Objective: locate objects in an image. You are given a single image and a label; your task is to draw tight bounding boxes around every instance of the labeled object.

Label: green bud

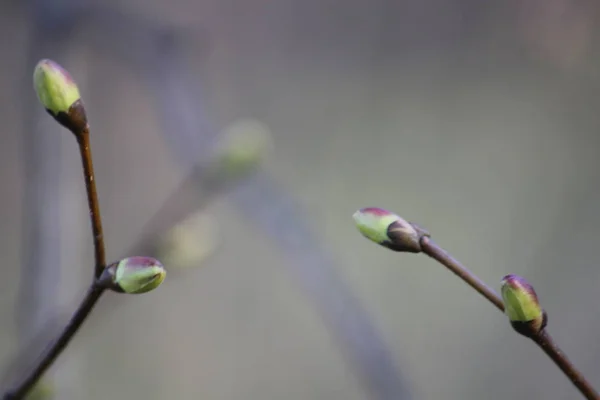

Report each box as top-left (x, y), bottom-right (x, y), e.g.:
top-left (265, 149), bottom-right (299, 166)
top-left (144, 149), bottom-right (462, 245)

top-left (33, 59), bottom-right (80, 115)
top-left (97, 256), bottom-right (166, 294)
top-left (352, 207), bottom-right (426, 253)
top-left (213, 119), bottom-right (272, 176)
top-left (33, 59), bottom-right (87, 133)
top-left (501, 274), bottom-right (547, 337)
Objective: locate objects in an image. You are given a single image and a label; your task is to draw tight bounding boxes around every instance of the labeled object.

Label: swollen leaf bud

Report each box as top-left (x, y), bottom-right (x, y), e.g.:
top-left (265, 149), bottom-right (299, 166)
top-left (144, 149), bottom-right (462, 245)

top-left (352, 207), bottom-right (426, 253)
top-left (97, 256), bottom-right (166, 294)
top-left (501, 274), bottom-right (547, 337)
top-left (33, 59), bottom-right (87, 133)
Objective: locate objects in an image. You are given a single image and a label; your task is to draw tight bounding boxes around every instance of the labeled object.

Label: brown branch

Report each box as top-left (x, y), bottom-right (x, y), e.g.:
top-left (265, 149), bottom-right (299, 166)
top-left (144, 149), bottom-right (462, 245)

top-left (534, 331), bottom-right (600, 400)
top-left (420, 236), bottom-right (505, 311)
top-left (76, 128), bottom-right (107, 278)
top-left (416, 233), bottom-right (599, 400)
top-left (2, 286), bottom-right (104, 400)
top-left (1, 131), bottom-right (257, 397)
top-left (3, 119), bottom-right (109, 399)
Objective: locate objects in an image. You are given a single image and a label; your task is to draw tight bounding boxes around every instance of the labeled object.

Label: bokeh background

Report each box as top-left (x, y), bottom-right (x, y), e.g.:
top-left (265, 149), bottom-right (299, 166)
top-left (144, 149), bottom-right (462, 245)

top-left (1, 0), bottom-right (600, 399)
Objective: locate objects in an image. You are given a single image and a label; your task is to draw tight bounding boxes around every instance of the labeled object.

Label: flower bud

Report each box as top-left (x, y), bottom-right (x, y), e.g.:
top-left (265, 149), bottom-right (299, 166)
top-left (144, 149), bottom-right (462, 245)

top-left (97, 256), bottom-right (166, 294)
top-left (352, 207), bottom-right (426, 252)
top-left (500, 274), bottom-right (547, 337)
top-left (33, 59), bottom-right (87, 133)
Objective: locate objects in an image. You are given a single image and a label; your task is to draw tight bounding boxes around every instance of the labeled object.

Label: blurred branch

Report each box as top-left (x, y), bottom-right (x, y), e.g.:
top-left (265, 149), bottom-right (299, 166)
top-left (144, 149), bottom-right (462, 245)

top-left (0, 127), bottom-right (259, 391)
top-left (146, 35), bottom-right (413, 400)
top-left (7, 48), bottom-right (111, 399)
top-left (4, 2), bottom-right (412, 399)
top-left (235, 174), bottom-right (413, 399)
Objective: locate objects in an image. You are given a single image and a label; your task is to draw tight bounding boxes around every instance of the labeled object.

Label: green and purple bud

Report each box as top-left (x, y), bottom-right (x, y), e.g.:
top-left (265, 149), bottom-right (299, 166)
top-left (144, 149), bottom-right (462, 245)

top-left (33, 59), bottom-right (88, 133)
top-left (352, 207), bottom-right (425, 253)
top-left (501, 274), bottom-right (547, 337)
top-left (97, 256), bottom-right (166, 294)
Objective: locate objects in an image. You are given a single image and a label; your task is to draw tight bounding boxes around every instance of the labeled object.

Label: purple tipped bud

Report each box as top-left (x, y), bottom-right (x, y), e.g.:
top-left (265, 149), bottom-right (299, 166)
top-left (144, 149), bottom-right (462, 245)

top-left (352, 207), bottom-right (427, 253)
top-left (97, 256), bottom-right (166, 294)
top-left (33, 59), bottom-right (87, 133)
top-left (501, 274), bottom-right (547, 337)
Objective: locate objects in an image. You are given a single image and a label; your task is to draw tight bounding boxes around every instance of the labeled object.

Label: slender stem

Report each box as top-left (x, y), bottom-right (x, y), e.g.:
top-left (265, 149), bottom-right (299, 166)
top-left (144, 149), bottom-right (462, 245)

top-left (533, 331), bottom-right (599, 400)
top-left (417, 235), bottom-right (599, 399)
top-left (76, 128), bottom-right (107, 278)
top-left (1, 143), bottom-right (252, 390)
top-left (2, 124), bottom-right (110, 399)
top-left (419, 236), bottom-right (505, 311)
top-left (2, 286), bottom-right (105, 400)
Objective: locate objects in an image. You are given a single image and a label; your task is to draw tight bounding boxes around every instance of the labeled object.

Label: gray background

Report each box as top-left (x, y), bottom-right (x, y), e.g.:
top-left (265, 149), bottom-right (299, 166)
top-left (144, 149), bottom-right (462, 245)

top-left (1, 0), bottom-right (600, 399)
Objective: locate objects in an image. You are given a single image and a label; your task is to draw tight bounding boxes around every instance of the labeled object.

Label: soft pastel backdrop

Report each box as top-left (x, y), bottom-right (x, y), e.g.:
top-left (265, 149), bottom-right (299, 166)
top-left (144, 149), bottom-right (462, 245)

top-left (1, 1), bottom-right (599, 399)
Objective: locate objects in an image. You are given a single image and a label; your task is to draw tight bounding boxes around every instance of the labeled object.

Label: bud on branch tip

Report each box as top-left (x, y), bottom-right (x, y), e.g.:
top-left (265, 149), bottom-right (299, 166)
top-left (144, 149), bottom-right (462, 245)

top-left (97, 256), bottom-right (166, 294)
top-left (352, 207), bottom-right (425, 253)
top-left (33, 59), bottom-right (87, 133)
top-left (501, 274), bottom-right (546, 337)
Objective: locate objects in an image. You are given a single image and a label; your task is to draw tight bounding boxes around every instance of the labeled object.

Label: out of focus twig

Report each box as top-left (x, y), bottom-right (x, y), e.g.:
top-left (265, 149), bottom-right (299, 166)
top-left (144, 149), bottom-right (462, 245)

top-left (1, 124), bottom-right (262, 391)
top-left (5, 2), bottom-right (413, 399)
top-left (147, 37), bottom-right (413, 400)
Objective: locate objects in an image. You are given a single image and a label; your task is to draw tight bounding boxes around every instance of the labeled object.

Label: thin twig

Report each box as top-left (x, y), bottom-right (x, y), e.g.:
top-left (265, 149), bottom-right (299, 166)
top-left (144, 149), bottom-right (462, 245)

top-left (0, 133), bottom-right (253, 392)
top-left (417, 234), bottom-right (599, 400)
top-left (4, 5), bottom-right (413, 398)
top-left (420, 236), bottom-right (504, 311)
top-left (3, 120), bottom-right (109, 399)
top-left (2, 287), bottom-right (104, 400)
top-left (148, 42), bottom-right (413, 399)
top-left (76, 128), bottom-right (107, 278)
top-left (534, 331), bottom-right (600, 400)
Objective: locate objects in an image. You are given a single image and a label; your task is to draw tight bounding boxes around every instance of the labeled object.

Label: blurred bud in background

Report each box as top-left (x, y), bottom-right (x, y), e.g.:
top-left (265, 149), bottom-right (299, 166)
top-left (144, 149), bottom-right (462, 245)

top-left (211, 118), bottom-right (273, 178)
top-left (156, 211), bottom-right (219, 271)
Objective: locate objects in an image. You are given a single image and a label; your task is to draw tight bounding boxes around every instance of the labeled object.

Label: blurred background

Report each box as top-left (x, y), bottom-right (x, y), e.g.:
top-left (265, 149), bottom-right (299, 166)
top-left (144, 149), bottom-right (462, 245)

top-left (1, 0), bottom-right (600, 399)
